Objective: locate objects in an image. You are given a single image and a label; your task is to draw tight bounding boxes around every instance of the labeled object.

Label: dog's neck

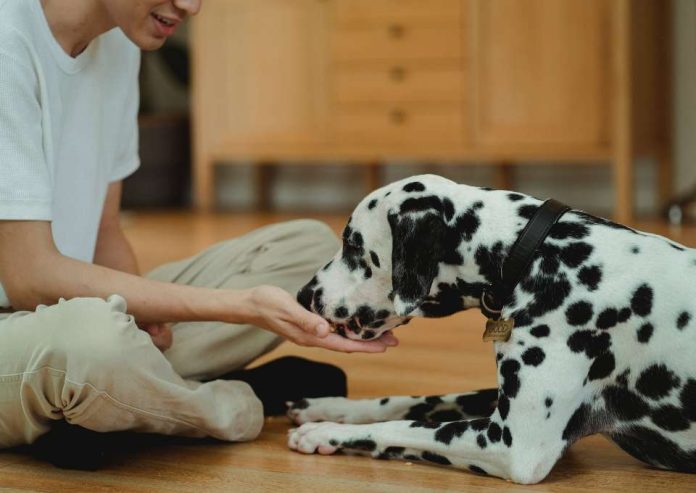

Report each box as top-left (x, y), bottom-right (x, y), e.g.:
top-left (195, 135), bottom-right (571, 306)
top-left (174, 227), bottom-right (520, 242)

top-left (418, 187), bottom-right (544, 317)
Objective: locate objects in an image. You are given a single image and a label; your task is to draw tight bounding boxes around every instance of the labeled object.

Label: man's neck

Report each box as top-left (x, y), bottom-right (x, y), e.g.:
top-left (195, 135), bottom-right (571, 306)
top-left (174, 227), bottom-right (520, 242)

top-left (41, 0), bottom-right (114, 57)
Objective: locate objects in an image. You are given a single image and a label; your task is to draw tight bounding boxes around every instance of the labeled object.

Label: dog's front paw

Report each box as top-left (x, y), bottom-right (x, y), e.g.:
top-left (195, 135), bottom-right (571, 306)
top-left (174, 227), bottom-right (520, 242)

top-left (287, 422), bottom-right (354, 455)
top-left (286, 397), bottom-right (349, 425)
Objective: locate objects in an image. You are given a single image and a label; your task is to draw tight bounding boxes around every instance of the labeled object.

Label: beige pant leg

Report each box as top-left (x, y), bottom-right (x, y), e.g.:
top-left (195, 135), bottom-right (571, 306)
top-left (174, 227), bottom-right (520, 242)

top-left (147, 219), bottom-right (340, 381)
top-left (0, 296), bottom-right (262, 449)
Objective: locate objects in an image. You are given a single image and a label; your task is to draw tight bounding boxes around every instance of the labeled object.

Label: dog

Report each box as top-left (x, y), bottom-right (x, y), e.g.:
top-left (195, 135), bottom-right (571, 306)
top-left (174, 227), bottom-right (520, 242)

top-left (288, 174), bottom-right (696, 484)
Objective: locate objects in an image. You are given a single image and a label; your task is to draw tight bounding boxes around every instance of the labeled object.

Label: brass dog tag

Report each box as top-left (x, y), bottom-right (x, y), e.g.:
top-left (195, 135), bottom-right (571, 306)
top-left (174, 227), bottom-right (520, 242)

top-left (483, 318), bottom-right (514, 342)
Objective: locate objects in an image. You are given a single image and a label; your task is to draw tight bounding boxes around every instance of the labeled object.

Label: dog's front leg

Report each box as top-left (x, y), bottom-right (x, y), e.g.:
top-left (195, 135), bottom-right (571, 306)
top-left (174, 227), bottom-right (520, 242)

top-left (287, 414), bottom-right (529, 482)
top-left (288, 389), bottom-right (498, 425)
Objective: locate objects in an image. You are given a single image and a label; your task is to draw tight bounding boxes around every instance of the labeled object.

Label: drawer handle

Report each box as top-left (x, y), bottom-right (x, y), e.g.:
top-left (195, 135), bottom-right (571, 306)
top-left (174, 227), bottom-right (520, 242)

top-left (388, 24), bottom-right (405, 39)
top-left (389, 66), bottom-right (407, 82)
top-left (389, 109), bottom-right (407, 125)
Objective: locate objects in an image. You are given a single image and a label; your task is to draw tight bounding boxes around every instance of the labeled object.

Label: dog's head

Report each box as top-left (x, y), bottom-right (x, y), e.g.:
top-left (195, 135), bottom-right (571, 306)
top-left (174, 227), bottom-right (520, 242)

top-left (298, 174), bottom-right (484, 341)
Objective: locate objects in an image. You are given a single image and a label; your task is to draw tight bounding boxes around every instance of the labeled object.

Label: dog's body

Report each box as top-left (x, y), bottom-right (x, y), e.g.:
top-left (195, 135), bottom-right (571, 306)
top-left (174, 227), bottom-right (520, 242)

top-left (289, 174), bottom-right (696, 484)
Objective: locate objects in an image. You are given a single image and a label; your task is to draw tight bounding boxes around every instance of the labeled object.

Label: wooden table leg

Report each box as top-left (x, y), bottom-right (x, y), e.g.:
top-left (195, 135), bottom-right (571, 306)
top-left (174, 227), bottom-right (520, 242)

top-left (494, 162), bottom-right (514, 191)
top-left (255, 162), bottom-right (276, 211)
top-left (365, 162), bottom-right (381, 193)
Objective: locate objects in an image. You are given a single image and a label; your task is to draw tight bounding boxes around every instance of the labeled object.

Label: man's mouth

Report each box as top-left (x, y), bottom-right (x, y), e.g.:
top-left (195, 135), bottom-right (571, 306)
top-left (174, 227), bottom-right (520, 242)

top-left (152, 13), bottom-right (177, 26)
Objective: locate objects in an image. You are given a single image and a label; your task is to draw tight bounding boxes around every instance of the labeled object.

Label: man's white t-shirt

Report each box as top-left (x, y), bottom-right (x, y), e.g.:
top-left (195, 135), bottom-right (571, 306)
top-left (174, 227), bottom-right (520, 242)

top-left (0, 0), bottom-right (141, 307)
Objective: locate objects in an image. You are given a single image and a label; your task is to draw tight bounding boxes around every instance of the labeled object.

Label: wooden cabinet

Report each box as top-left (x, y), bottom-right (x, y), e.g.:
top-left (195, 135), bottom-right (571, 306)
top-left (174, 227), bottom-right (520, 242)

top-left (191, 0), bottom-right (672, 222)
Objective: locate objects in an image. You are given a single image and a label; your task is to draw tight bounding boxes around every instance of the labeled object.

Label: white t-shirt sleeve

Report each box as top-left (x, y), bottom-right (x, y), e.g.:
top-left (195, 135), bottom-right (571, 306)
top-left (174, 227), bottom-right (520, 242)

top-left (109, 49), bottom-right (141, 182)
top-left (0, 43), bottom-right (52, 220)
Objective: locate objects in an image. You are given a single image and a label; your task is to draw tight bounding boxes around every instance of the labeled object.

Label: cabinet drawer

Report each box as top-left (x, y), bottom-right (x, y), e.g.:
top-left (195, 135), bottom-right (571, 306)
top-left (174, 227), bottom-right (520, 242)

top-left (332, 25), bottom-right (461, 62)
top-left (334, 65), bottom-right (463, 104)
top-left (334, 0), bottom-right (461, 26)
top-left (335, 105), bottom-right (463, 144)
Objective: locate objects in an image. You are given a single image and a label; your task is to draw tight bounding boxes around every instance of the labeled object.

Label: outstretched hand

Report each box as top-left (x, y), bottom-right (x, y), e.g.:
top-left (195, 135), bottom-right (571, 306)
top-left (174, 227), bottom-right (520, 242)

top-left (246, 285), bottom-right (399, 353)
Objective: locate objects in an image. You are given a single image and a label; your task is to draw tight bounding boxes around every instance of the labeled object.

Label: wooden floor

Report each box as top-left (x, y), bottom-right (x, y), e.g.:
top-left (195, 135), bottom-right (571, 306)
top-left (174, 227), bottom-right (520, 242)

top-left (1, 211), bottom-right (695, 492)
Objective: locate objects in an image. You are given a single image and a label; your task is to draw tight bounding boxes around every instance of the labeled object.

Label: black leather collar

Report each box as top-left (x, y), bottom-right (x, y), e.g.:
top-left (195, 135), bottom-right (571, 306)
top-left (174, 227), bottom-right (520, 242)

top-left (480, 199), bottom-right (571, 321)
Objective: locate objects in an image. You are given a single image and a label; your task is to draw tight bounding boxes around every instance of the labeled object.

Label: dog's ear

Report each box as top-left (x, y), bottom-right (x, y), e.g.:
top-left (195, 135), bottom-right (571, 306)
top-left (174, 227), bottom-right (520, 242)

top-left (389, 212), bottom-right (449, 316)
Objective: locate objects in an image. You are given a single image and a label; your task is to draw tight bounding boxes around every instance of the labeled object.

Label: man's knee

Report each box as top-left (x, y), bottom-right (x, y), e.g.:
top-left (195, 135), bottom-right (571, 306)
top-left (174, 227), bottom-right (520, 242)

top-left (285, 219), bottom-right (340, 264)
top-left (35, 296), bottom-right (144, 371)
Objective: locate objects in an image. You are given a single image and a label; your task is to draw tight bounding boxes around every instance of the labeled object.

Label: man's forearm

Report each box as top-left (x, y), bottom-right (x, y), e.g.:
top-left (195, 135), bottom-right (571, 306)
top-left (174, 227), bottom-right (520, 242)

top-left (18, 250), bottom-right (256, 325)
top-left (93, 223), bottom-right (140, 275)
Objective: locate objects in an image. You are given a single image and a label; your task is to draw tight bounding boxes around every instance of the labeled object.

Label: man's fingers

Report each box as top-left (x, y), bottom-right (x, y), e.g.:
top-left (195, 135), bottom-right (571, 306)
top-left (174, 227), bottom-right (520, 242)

top-left (290, 302), bottom-right (330, 338)
top-left (316, 333), bottom-right (388, 353)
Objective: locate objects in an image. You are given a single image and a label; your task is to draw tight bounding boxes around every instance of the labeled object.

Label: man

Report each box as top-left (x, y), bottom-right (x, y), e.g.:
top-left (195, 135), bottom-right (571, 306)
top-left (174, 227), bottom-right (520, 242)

top-left (0, 0), bottom-right (398, 459)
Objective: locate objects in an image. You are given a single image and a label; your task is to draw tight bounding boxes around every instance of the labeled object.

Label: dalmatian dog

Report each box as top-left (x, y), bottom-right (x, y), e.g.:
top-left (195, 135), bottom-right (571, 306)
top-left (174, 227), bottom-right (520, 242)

top-left (288, 174), bottom-right (696, 484)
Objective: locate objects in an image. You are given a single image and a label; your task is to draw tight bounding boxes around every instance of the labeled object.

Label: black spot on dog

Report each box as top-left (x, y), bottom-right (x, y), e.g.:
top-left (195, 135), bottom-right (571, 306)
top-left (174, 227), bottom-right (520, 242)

top-left (455, 208), bottom-right (481, 241)
top-left (562, 403), bottom-right (590, 441)
top-left (566, 301), bottom-right (594, 326)
top-left (617, 308), bottom-right (632, 323)
top-left (399, 196), bottom-right (445, 216)
top-left (334, 306), bottom-right (348, 318)
top-left (472, 201), bottom-right (484, 210)
top-left (677, 311), bottom-right (691, 330)
top-left (545, 398), bottom-right (553, 408)
top-left (596, 308), bottom-right (619, 330)
top-left (524, 276), bottom-right (572, 318)
top-left (522, 347), bottom-right (546, 367)
top-left (502, 427), bottom-right (513, 447)
top-left (651, 406), bottom-right (691, 431)
top-left (669, 243), bottom-right (686, 252)
top-left (469, 465), bottom-right (488, 475)
top-left (487, 422), bottom-right (502, 443)
top-left (560, 242), bottom-right (593, 268)
top-left (476, 434), bottom-right (487, 449)
top-left (292, 399), bottom-right (310, 410)
top-left (630, 284), bottom-right (654, 317)
top-left (361, 330), bottom-right (376, 339)
top-left (519, 205), bottom-right (539, 220)
top-left (455, 389), bottom-right (498, 417)
top-left (470, 418), bottom-right (490, 432)
top-left (549, 222), bottom-right (590, 240)
top-left (369, 250), bottom-right (381, 268)
top-left (442, 198), bottom-right (455, 222)
top-left (434, 421), bottom-right (469, 445)
top-left (500, 360), bottom-right (522, 398)
top-left (631, 246), bottom-right (640, 254)
top-left (405, 404), bottom-right (435, 421)
top-left (403, 181), bottom-right (426, 193)
top-left (368, 199), bottom-right (378, 210)
top-left (530, 324), bottom-right (550, 338)
top-left (475, 242), bottom-right (506, 286)
top-left (380, 398), bottom-right (389, 405)
top-left (588, 352), bottom-right (615, 381)
top-left (419, 279), bottom-right (487, 318)
top-left (377, 446), bottom-right (405, 460)
top-left (578, 265), bottom-right (602, 291)
top-left (430, 410), bottom-right (465, 422)
top-left (422, 451), bottom-right (452, 465)
top-left (567, 330), bottom-right (611, 359)
top-left (610, 426), bottom-right (696, 472)
top-left (343, 439), bottom-right (377, 452)
top-left (681, 380), bottom-right (696, 421)
top-left (497, 394), bottom-right (510, 420)
top-left (507, 193), bottom-right (525, 202)
top-left (637, 323), bottom-right (654, 343)
top-left (603, 386), bottom-right (650, 421)
top-left (636, 364), bottom-right (681, 400)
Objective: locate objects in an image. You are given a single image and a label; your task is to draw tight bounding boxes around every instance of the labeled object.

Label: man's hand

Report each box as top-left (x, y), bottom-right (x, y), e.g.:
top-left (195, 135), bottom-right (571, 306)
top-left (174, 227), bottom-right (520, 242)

top-left (245, 285), bottom-right (399, 353)
top-left (139, 322), bottom-right (173, 352)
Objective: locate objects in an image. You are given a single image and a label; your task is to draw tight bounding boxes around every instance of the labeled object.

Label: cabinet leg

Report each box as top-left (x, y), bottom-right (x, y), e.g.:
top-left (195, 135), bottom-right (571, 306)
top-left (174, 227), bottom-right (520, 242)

top-left (657, 149), bottom-right (674, 211)
top-left (365, 162), bottom-right (381, 193)
top-left (494, 162), bottom-right (514, 191)
top-left (194, 155), bottom-right (214, 212)
top-left (255, 162), bottom-right (275, 211)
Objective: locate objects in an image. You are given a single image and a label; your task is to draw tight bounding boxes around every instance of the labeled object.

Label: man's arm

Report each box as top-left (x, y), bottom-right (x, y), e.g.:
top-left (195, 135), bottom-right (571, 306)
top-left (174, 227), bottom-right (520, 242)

top-left (94, 181), bottom-right (140, 275)
top-left (0, 219), bottom-right (397, 353)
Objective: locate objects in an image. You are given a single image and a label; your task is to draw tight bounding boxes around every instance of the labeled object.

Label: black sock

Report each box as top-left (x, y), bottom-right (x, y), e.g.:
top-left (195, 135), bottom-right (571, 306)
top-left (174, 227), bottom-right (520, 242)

top-left (217, 356), bottom-right (348, 416)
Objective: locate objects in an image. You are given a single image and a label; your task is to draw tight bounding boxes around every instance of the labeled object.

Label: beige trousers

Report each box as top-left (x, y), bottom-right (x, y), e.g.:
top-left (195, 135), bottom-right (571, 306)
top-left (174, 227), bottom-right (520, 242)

top-left (0, 220), bottom-right (339, 449)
